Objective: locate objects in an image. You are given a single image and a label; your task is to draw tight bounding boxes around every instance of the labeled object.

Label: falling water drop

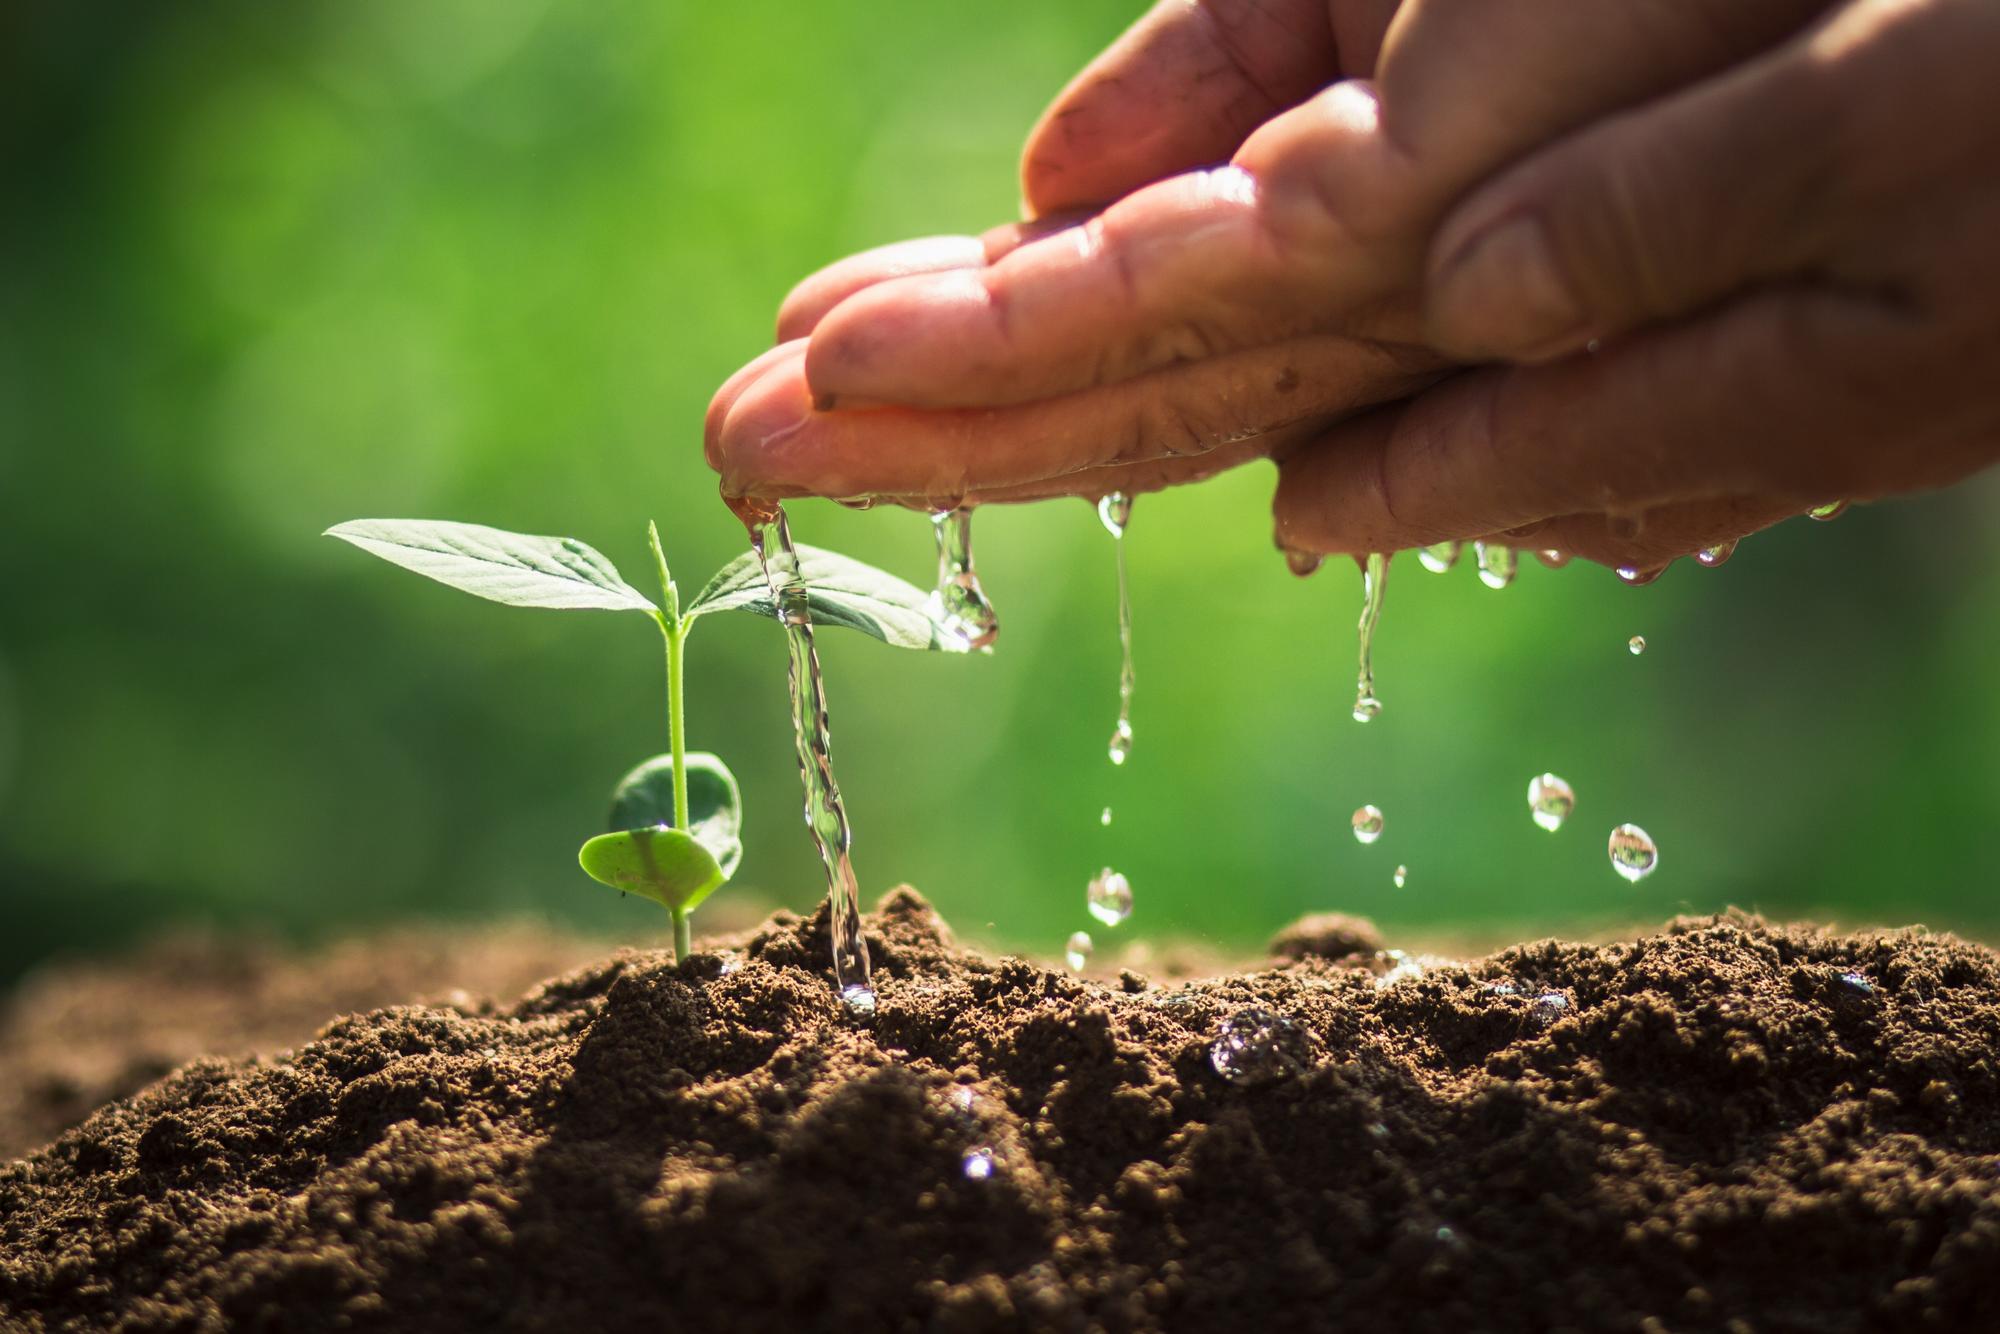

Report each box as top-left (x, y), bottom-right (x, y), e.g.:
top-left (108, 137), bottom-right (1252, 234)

top-left (1474, 542), bottom-right (1517, 589)
top-left (1695, 539), bottom-right (1737, 568)
top-left (1352, 804), bottom-right (1385, 845)
top-left (1608, 823), bottom-right (1659, 883)
top-left (1209, 1008), bottom-right (1308, 1085)
top-left (1527, 773), bottom-right (1575, 832)
top-left (1087, 868), bottom-right (1134, 927)
top-left (1065, 930), bottom-right (1094, 972)
top-left (928, 508), bottom-right (1000, 650)
top-left (1628, 635), bottom-right (1647, 655)
top-left (1809, 501), bottom-right (1849, 521)
top-left (1099, 806), bottom-right (1113, 827)
top-left (1393, 865), bottom-right (1408, 889)
top-left (1417, 541), bottom-right (1462, 574)
top-left (730, 496), bottom-right (872, 997)
top-left (1353, 552), bottom-right (1388, 722)
top-left (1100, 493), bottom-right (1136, 768)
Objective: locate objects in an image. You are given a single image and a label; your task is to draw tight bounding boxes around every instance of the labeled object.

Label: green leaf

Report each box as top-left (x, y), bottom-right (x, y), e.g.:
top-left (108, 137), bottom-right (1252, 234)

top-left (687, 544), bottom-right (966, 651)
top-left (608, 751), bottom-right (743, 878)
top-left (578, 827), bottom-right (726, 913)
top-left (327, 519), bottom-right (656, 614)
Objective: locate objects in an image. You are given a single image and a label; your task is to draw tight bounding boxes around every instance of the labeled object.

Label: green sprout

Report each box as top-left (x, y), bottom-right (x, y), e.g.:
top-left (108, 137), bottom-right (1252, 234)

top-left (327, 517), bottom-right (962, 960)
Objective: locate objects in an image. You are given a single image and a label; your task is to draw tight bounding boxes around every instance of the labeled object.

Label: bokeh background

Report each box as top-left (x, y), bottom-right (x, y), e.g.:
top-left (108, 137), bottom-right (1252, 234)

top-left (4, 0), bottom-right (1997, 986)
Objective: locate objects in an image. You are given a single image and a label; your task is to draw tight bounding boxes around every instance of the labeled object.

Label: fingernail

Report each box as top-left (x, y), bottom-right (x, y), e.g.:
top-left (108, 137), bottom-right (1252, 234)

top-left (1431, 213), bottom-right (1587, 360)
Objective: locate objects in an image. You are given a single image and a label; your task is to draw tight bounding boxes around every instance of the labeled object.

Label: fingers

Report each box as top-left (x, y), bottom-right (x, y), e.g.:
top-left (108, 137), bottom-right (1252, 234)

top-left (712, 334), bottom-right (1441, 502)
top-left (808, 84), bottom-right (1415, 410)
top-left (1272, 286), bottom-right (1903, 556)
top-left (1524, 498), bottom-right (1802, 573)
top-left (1018, 0), bottom-right (1342, 218)
top-left (966, 436), bottom-right (1281, 506)
top-left (1423, 35), bottom-right (1844, 361)
top-left (775, 236), bottom-right (988, 342)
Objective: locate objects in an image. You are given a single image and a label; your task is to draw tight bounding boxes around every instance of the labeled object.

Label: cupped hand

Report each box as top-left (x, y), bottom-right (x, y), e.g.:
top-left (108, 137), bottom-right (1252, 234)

top-left (1275, 0), bottom-right (2000, 570)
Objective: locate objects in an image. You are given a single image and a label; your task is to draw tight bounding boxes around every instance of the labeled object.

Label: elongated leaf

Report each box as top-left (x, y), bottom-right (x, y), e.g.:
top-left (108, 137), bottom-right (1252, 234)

top-left (608, 751), bottom-right (743, 878)
top-left (327, 519), bottom-right (656, 613)
top-left (688, 544), bottom-right (964, 651)
top-left (579, 827), bottom-right (726, 913)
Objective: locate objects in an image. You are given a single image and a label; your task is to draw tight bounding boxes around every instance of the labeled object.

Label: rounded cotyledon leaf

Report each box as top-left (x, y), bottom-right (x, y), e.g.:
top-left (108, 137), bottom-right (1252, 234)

top-left (326, 519), bottom-right (657, 614)
top-left (607, 751), bottom-right (742, 878)
top-left (686, 544), bottom-right (968, 652)
top-left (578, 827), bottom-right (727, 914)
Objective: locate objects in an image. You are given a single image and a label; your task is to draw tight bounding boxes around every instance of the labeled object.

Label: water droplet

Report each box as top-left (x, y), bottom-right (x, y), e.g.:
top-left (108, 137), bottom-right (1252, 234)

top-left (1808, 501), bottom-right (1849, 522)
top-left (1373, 950), bottom-right (1432, 988)
top-left (1097, 491), bottom-right (1132, 537)
top-left (1616, 564), bottom-right (1665, 586)
top-left (833, 495), bottom-right (878, 511)
top-left (1393, 864), bottom-right (1408, 889)
top-left (1536, 549), bottom-right (1572, 569)
top-left (1417, 541), bottom-right (1462, 574)
top-left (927, 508), bottom-right (1000, 651)
top-left (1527, 773), bottom-right (1575, 832)
top-left (1107, 719), bottom-right (1133, 766)
top-left (1832, 969), bottom-right (1876, 997)
top-left (1696, 539), bottom-right (1737, 568)
top-left (1608, 824), bottom-right (1659, 883)
top-left (1628, 635), bottom-right (1647, 655)
top-left (1525, 991), bottom-right (1570, 1030)
top-left (961, 1148), bottom-right (996, 1181)
top-left (1208, 1008), bottom-right (1308, 1085)
top-left (841, 983), bottom-right (878, 1018)
top-left (1087, 868), bottom-right (1133, 927)
top-left (1474, 542), bottom-right (1517, 589)
top-left (1352, 552), bottom-right (1387, 723)
top-left (1351, 804), bottom-right (1385, 845)
top-left (1065, 931), bottom-right (1094, 971)
top-left (1099, 806), bottom-right (1113, 827)
top-left (1282, 546), bottom-right (1324, 578)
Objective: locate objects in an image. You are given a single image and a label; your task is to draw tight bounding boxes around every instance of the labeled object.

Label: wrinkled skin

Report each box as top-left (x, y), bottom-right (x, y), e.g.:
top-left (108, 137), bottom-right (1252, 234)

top-left (707, 0), bottom-right (2000, 571)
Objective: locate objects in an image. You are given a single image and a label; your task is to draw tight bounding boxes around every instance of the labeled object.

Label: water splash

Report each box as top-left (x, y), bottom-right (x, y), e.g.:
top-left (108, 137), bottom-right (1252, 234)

top-left (1065, 930), bottom-right (1094, 972)
top-left (730, 497), bottom-right (871, 998)
top-left (928, 508), bottom-right (1000, 650)
top-left (1352, 804), bottom-right (1385, 845)
top-left (1608, 823), bottom-right (1659, 883)
top-left (1100, 493), bottom-right (1135, 766)
top-left (1417, 541), bottom-right (1461, 574)
top-left (1528, 773), bottom-right (1575, 832)
top-left (1628, 635), bottom-right (1647, 655)
top-left (1353, 552), bottom-right (1388, 722)
top-left (1087, 868), bottom-right (1133, 927)
top-left (1474, 542), bottom-right (1517, 589)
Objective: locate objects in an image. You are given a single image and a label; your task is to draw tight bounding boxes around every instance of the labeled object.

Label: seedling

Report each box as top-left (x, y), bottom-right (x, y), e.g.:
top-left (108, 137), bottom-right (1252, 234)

top-left (327, 517), bottom-right (960, 960)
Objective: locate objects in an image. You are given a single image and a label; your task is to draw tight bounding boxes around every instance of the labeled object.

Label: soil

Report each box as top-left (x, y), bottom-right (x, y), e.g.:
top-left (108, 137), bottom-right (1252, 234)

top-left (4, 890), bottom-right (2000, 1333)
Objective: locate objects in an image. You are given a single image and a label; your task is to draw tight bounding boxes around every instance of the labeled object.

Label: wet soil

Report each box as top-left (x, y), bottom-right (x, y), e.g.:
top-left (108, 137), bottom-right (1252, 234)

top-left (4, 891), bottom-right (2000, 1332)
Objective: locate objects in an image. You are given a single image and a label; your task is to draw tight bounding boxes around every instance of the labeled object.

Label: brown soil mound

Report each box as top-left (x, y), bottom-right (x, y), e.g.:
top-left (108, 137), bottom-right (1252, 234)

top-left (5, 891), bottom-right (2000, 1332)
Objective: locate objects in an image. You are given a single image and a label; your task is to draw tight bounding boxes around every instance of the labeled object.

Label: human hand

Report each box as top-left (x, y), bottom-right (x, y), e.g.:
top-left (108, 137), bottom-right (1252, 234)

top-left (1274, 0), bottom-right (2000, 571)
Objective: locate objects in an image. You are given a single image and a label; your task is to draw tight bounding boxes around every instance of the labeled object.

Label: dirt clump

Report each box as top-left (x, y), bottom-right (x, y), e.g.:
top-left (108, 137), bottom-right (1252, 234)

top-left (5, 890), bottom-right (2000, 1332)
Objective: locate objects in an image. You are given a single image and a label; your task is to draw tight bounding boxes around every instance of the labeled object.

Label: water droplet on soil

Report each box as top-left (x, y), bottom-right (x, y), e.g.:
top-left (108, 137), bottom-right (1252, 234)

top-left (1525, 991), bottom-right (1570, 1030)
top-left (841, 984), bottom-right (877, 1018)
top-left (1608, 824), bottom-right (1659, 883)
top-left (1209, 1008), bottom-right (1308, 1085)
top-left (1832, 969), bottom-right (1876, 998)
top-left (1528, 773), bottom-right (1575, 832)
top-left (1474, 542), bottom-right (1517, 589)
top-left (1352, 805), bottom-right (1385, 845)
top-left (1065, 931), bottom-right (1094, 971)
top-left (928, 508), bottom-right (1000, 650)
top-left (1417, 541), bottom-right (1461, 574)
top-left (1087, 868), bottom-right (1133, 927)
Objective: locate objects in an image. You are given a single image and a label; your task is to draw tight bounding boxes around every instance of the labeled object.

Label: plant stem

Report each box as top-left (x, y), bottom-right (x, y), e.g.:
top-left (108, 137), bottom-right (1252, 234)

top-left (666, 620), bottom-right (689, 833)
top-left (672, 907), bottom-right (691, 962)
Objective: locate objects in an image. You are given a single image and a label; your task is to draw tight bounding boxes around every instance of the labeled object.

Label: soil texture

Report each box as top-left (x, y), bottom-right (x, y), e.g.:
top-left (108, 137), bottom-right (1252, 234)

top-left (5, 891), bottom-right (2000, 1332)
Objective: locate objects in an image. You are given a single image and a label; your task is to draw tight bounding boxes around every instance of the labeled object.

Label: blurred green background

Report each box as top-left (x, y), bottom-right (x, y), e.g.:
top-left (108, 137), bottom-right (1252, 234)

top-left (4, 0), bottom-right (1997, 984)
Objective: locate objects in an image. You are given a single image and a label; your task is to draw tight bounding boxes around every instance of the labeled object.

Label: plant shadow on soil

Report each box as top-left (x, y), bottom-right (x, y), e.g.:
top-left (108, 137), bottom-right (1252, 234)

top-left (4, 890), bottom-right (2000, 1332)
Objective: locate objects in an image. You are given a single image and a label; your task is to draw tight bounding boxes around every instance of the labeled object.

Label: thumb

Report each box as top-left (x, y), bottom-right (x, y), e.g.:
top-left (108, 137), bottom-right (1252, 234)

top-left (1422, 40), bottom-right (1843, 363)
